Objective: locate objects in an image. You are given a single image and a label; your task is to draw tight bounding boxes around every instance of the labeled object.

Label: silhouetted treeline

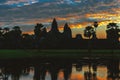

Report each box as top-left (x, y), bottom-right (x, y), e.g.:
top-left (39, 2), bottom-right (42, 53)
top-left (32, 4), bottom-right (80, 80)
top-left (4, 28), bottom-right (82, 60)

top-left (0, 18), bottom-right (120, 49)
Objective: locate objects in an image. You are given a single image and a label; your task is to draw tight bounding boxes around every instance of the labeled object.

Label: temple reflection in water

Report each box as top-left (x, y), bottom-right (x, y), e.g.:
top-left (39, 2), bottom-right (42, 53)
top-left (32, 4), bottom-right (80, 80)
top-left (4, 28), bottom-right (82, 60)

top-left (0, 58), bottom-right (119, 80)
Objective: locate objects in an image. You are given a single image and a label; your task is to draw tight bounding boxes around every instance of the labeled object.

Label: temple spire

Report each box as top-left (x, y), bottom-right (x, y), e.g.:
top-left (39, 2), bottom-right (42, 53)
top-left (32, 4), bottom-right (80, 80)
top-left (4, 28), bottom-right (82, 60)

top-left (51, 18), bottom-right (59, 33)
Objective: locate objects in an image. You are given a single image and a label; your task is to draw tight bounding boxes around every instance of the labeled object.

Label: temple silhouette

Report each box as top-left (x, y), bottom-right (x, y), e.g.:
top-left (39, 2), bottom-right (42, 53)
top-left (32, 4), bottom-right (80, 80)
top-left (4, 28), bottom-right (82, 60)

top-left (0, 18), bottom-right (120, 49)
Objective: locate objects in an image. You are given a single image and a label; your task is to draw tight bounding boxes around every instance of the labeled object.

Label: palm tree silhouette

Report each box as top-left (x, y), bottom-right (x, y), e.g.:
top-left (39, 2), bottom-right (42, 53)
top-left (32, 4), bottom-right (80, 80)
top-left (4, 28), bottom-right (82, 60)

top-left (84, 25), bottom-right (95, 61)
top-left (93, 21), bottom-right (98, 39)
top-left (106, 23), bottom-right (120, 40)
top-left (106, 23), bottom-right (120, 49)
top-left (84, 26), bottom-right (95, 39)
top-left (93, 21), bottom-right (98, 31)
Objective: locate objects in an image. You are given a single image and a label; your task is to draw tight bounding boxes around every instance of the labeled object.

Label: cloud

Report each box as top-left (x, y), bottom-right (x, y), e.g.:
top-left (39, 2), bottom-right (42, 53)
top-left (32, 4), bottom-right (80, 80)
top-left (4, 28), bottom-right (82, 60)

top-left (0, 0), bottom-right (119, 22)
top-left (0, 1), bottom-right (6, 3)
top-left (4, 0), bottom-right (27, 5)
top-left (0, 0), bottom-right (120, 38)
top-left (0, 0), bottom-right (39, 5)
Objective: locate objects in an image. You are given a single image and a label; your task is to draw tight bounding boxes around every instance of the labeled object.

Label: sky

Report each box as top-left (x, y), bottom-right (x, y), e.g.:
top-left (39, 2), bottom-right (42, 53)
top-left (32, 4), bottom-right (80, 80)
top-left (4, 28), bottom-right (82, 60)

top-left (0, 0), bottom-right (120, 38)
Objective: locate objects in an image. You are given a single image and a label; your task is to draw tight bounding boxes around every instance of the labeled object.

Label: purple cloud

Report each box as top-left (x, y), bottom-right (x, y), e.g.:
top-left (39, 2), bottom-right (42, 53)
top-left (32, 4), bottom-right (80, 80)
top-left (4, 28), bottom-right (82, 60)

top-left (3, 0), bottom-right (39, 5)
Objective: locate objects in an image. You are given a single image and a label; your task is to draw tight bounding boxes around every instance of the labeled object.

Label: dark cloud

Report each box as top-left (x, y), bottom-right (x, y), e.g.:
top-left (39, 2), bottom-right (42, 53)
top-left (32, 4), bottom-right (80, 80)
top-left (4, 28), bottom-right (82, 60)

top-left (0, 1), bottom-right (7, 3)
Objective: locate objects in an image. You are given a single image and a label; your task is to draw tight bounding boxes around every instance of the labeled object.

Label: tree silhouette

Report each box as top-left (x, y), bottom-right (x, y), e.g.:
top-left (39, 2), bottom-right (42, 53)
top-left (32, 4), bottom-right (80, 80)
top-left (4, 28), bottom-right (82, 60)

top-left (93, 21), bottom-right (98, 30)
top-left (39, 27), bottom-right (48, 49)
top-left (2, 26), bottom-right (22, 48)
top-left (12, 26), bottom-right (22, 48)
top-left (41, 27), bottom-right (47, 38)
top-left (3, 27), bottom-right (10, 34)
top-left (84, 26), bottom-right (95, 39)
top-left (93, 21), bottom-right (98, 39)
top-left (84, 25), bottom-right (95, 54)
top-left (106, 23), bottom-right (120, 40)
top-left (2, 27), bottom-right (10, 48)
top-left (106, 23), bottom-right (120, 49)
top-left (22, 34), bottom-right (34, 49)
top-left (34, 23), bottom-right (43, 38)
top-left (12, 26), bottom-right (22, 36)
top-left (34, 23), bottom-right (44, 48)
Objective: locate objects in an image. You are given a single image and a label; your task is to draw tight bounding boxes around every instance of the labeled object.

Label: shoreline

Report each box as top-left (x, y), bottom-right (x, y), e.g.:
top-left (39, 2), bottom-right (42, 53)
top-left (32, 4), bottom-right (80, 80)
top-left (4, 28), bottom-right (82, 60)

top-left (0, 49), bottom-right (119, 59)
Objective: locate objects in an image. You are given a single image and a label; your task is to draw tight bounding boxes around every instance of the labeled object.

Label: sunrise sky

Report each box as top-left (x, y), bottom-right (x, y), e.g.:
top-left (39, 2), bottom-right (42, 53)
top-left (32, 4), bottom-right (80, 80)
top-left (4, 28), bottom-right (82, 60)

top-left (0, 0), bottom-right (120, 38)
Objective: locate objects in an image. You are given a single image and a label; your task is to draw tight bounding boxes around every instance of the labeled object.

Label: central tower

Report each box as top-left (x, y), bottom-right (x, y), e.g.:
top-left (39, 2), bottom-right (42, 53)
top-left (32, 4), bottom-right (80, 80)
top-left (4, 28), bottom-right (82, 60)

top-left (50, 18), bottom-right (59, 33)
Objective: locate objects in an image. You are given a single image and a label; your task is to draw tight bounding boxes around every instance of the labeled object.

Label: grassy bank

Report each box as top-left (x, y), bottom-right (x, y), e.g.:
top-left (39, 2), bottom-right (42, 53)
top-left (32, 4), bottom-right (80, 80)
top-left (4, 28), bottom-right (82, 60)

top-left (0, 50), bottom-right (119, 59)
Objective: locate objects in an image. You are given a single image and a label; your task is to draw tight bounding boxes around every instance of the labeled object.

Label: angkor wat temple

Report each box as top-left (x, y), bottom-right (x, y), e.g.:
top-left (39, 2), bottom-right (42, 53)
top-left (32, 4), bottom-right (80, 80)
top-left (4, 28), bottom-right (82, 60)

top-left (0, 18), bottom-right (120, 49)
